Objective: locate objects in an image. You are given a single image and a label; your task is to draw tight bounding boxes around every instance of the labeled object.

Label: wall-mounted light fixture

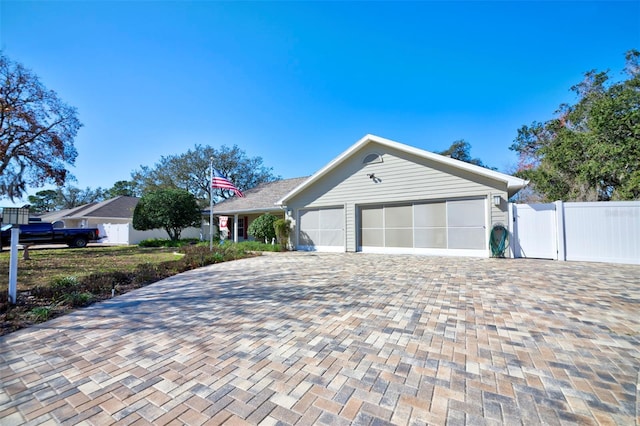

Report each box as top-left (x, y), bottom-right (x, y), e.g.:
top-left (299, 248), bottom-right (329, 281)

top-left (493, 195), bottom-right (501, 206)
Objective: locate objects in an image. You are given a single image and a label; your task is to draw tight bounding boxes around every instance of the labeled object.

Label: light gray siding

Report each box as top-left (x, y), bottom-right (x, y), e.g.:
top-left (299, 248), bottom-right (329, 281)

top-left (286, 142), bottom-right (509, 255)
top-left (288, 143), bottom-right (506, 204)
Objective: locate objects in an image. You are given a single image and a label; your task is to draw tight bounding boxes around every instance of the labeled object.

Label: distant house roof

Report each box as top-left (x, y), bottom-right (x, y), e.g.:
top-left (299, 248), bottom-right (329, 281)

top-left (40, 196), bottom-right (140, 222)
top-left (211, 177), bottom-right (309, 215)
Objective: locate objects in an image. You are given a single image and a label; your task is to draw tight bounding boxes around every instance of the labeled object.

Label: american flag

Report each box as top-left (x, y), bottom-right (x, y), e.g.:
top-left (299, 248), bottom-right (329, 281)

top-left (211, 168), bottom-right (244, 197)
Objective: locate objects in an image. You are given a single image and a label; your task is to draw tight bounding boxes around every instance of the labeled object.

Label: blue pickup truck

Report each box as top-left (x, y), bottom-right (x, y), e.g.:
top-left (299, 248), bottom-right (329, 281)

top-left (0, 222), bottom-right (100, 249)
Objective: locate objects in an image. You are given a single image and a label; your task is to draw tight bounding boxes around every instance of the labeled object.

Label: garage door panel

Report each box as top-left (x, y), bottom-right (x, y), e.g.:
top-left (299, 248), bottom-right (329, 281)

top-left (448, 199), bottom-right (485, 227)
top-left (320, 230), bottom-right (344, 246)
top-left (448, 228), bottom-right (485, 249)
top-left (385, 205), bottom-right (412, 228)
top-left (415, 202), bottom-right (446, 227)
top-left (385, 229), bottom-right (413, 247)
top-left (414, 228), bottom-right (447, 248)
top-left (299, 210), bottom-right (319, 228)
top-left (322, 208), bottom-right (344, 229)
top-left (298, 207), bottom-right (344, 249)
top-left (299, 230), bottom-right (319, 246)
top-left (361, 207), bottom-right (382, 228)
top-left (361, 229), bottom-right (383, 246)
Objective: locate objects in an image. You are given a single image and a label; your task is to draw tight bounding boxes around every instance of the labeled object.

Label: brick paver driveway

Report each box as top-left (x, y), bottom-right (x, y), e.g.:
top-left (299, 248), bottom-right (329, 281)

top-left (1, 253), bottom-right (639, 425)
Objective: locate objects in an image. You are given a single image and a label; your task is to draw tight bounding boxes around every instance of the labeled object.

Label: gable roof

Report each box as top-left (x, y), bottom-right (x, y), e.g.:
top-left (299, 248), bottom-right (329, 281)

top-left (277, 134), bottom-right (528, 205)
top-left (212, 177), bottom-right (309, 215)
top-left (40, 196), bottom-right (140, 222)
top-left (38, 203), bottom-right (99, 222)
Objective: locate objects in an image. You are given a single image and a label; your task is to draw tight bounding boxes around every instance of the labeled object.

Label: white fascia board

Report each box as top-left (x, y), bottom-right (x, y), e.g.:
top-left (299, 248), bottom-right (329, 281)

top-left (277, 134), bottom-right (528, 204)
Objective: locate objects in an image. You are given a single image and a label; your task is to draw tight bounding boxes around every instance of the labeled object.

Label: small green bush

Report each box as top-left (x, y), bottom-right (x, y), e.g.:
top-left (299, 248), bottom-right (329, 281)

top-left (50, 276), bottom-right (79, 298)
top-left (63, 292), bottom-right (93, 307)
top-left (274, 218), bottom-right (291, 248)
top-left (248, 214), bottom-right (278, 243)
top-left (29, 306), bottom-right (52, 322)
top-left (181, 245), bottom-right (214, 268)
top-left (138, 238), bottom-right (168, 247)
top-left (138, 238), bottom-right (200, 248)
top-left (236, 241), bottom-right (284, 252)
top-left (51, 275), bottom-right (79, 288)
top-left (221, 242), bottom-right (249, 258)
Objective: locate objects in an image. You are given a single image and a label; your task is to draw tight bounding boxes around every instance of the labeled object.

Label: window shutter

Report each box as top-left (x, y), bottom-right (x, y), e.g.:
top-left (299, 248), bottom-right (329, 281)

top-left (244, 216), bottom-right (248, 239)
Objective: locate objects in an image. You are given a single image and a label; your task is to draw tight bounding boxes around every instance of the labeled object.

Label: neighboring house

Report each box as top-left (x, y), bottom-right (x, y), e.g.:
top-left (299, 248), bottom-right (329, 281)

top-left (39, 196), bottom-right (200, 245)
top-left (208, 177), bottom-right (309, 242)
top-left (272, 134), bottom-right (527, 257)
top-left (39, 196), bottom-right (139, 229)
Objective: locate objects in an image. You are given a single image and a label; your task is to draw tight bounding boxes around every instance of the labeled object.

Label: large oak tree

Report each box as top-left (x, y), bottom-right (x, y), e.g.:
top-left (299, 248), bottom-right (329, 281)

top-left (0, 53), bottom-right (81, 200)
top-left (510, 50), bottom-right (640, 201)
top-left (131, 144), bottom-right (279, 207)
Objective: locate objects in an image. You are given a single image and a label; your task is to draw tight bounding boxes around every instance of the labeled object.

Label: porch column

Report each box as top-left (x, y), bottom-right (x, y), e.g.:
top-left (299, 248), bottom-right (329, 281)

top-left (233, 214), bottom-right (239, 242)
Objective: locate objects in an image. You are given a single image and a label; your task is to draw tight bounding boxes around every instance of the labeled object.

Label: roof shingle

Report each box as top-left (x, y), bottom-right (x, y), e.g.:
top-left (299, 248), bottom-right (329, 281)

top-left (212, 177), bottom-right (308, 214)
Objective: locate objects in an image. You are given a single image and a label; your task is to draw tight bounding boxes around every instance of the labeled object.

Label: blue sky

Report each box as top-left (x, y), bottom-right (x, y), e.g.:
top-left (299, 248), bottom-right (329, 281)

top-left (1, 1), bottom-right (638, 205)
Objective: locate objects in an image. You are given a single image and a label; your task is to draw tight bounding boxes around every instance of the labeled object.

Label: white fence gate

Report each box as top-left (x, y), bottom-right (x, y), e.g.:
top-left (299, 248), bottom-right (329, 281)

top-left (510, 201), bottom-right (640, 265)
top-left (511, 203), bottom-right (558, 260)
top-left (98, 223), bottom-right (130, 245)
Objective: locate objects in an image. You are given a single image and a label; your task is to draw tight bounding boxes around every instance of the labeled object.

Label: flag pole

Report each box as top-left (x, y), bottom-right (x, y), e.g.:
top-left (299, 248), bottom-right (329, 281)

top-left (209, 157), bottom-right (214, 251)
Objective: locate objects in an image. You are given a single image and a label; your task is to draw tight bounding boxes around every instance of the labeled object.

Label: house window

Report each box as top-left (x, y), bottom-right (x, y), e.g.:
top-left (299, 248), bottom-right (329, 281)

top-left (238, 217), bottom-right (245, 240)
top-left (363, 153), bottom-right (383, 164)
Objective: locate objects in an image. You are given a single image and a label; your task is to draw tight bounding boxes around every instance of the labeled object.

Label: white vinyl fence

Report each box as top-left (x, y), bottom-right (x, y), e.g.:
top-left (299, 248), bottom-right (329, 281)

top-left (98, 223), bottom-right (202, 245)
top-left (510, 201), bottom-right (640, 265)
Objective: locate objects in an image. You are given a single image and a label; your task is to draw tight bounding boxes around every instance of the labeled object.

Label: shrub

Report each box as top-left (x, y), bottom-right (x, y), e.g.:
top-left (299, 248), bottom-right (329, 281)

top-left (138, 238), bottom-right (168, 247)
top-left (221, 242), bottom-right (250, 258)
top-left (63, 292), bottom-right (93, 307)
top-left (50, 276), bottom-right (79, 298)
top-left (236, 241), bottom-right (284, 252)
top-left (138, 238), bottom-right (199, 248)
top-left (51, 275), bottom-right (79, 288)
top-left (248, 214), bottom-right (278, 243)
top-left (29, 307), bottom-right (52, 322)
top-left (181, 245), bottom-right (216, 268)
top-left (273, 219), bottom-right (291, 248)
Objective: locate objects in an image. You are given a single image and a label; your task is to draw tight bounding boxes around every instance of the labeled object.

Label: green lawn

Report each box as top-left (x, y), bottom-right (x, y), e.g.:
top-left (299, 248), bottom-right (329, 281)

top-left (0, 245), bottom-right (182, 292)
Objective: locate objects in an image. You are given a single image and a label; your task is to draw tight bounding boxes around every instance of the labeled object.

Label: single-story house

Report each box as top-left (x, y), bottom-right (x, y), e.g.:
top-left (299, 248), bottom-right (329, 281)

top-left (215, 134), bottom-right (527, 257)
top-left (39, 196), bottom-right (200, 245)
top-left (39, 196), bottom-right (140, 229)
top-left (207, 177), bottom-right (308, 242)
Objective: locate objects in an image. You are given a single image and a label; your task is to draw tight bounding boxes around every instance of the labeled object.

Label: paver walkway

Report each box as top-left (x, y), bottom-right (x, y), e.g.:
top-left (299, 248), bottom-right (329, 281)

top-left (1, 253), bottom-right (639, 425)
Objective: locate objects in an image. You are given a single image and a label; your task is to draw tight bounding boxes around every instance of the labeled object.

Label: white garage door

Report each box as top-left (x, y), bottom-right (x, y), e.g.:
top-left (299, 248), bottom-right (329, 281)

top-left (359, 198), bottom-right (486, 255)
top-left (298, 207), bottom-right (344, 252)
